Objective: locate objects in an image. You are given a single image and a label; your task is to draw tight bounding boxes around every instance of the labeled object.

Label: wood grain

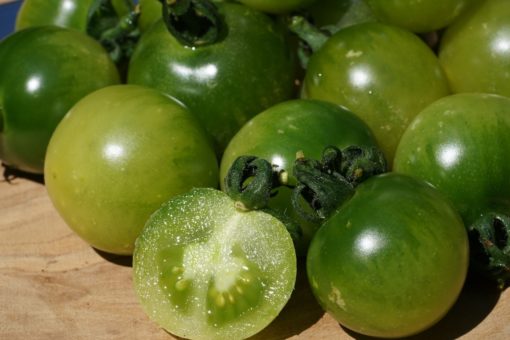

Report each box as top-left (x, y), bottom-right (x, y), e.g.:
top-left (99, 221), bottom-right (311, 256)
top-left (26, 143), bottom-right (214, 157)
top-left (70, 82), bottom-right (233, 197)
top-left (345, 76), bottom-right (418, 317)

top-left (1, 164), bottom-right (509, 339)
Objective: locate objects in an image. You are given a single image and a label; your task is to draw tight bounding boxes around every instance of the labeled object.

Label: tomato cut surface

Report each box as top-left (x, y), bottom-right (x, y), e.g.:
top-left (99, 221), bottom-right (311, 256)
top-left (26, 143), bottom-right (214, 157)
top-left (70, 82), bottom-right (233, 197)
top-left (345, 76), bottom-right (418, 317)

top-left (133, 188), bottom-right (297, 340)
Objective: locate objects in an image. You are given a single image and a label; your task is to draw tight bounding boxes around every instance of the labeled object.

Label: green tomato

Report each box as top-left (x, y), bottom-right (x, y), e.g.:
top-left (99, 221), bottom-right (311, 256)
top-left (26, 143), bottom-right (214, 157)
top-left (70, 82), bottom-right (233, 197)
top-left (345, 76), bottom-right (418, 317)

top-left (128, 2), bottom-right (297, 155)
top-left (394, 93), bottom-right (510, 227)
top-left (220, 99), bottom-right (380, 255)
top-left (237, 0), bottom-right (318, 14)
top-left (133, 187), bottom-right (296, 339)
top-left (15, 0), bottom-right (132, 32)
top-left (364, 0), bottom-right (480, 33)
top-left (15, 0), bottom-right (94, 31)
top-left (0, 26), bottom-right (120, 174)
top-left (45, 85), bottom-right (219, 255)
top-left (307, 173), bottom-right (469, 338)
top-left (439, 0), bottom-right (510, 97)
top-left (302, 22), bottom-right (450, 162)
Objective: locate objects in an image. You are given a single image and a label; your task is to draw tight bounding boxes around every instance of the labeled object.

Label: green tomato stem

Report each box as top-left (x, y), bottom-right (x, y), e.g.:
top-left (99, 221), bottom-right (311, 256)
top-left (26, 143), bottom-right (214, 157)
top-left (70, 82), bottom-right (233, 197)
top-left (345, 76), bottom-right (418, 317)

top-left (88, 0), bottom-right (141, 64)
top-left (287, 16), bottom-right (330, 68)
top-left (159, 0), bottom-right (223, 47)
top-left (469, 212), bottom-right (510, 289)
top-left (224, 155), bottom-right (287, 211)
top-left (291, 145), bottom-right (386, 222)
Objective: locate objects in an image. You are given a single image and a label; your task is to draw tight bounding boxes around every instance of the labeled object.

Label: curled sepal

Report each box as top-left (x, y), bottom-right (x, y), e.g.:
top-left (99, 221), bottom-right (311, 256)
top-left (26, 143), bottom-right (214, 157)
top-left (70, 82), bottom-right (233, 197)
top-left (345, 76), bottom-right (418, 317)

top-left (224, 156), bottom-right (284, 212)
top-left (159, 0), bottom-right (223, 47)
top-left (468, 213), bottom-right (510, 289)
top-left (292, 152), bottom-right (354, 223)
top-left (341, 146), bottom-right (386, 186)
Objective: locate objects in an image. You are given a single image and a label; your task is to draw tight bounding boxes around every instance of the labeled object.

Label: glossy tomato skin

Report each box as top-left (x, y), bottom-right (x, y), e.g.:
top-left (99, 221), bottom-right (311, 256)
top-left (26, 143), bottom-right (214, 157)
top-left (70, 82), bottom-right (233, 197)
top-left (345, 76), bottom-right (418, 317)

top-left (237, 0), bottom-right (317, 14)
top-left (394, 93), bottom-right (510, 226)
top-left (0, 26), bottom-right (120, 174)
top-left (307, 173), bottom-right (468, 338)
top-left (134, 188), bottom-right (296, 340)
top-left (15, 0), bottom-right (94, 31)
top-left (302, 22), bottom-right (450, 163)
top-left (364, 0), bottom-right (480, 33)
top-left (220, 99), bottom-right (380, 255)
top-left (15, 0), bottom-right (133, 32)
top-left (439, 0), bottom-right (510, 97)
top-left (45, 85), bottom-right (219, 255)
top-left (128, 3), bottom-right (297, 154)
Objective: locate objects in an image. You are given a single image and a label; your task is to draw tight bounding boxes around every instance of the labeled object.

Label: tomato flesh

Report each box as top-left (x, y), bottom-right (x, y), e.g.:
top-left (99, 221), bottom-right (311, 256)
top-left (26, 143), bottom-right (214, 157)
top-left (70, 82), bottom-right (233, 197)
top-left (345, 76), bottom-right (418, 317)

top-left (133, 188), bottom-right (296, 340)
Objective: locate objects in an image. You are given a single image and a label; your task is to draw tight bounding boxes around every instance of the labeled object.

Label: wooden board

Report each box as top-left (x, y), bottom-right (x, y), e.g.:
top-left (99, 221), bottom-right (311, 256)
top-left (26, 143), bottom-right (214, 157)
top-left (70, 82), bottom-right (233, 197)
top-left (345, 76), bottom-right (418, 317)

top-left (1, 164), bottom-right (510, 339)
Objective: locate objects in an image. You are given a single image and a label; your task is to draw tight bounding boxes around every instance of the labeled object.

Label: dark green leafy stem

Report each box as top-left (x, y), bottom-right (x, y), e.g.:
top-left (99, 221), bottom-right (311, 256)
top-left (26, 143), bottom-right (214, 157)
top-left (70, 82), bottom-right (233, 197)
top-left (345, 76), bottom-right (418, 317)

top-left (287, 16), bottom-right (331, 68)
top-left (159, 0), bottom-right (223, 47)
top-left (224, 155), bottom-right (287, 212)
top-left (292, 145), bottom-right (386, 223)
top-left (224, 155), bottom-right (303, 246)
top-left (87, 0), bottom-right (141, 64)
top-left (468, 213), bottom-right (510, 289)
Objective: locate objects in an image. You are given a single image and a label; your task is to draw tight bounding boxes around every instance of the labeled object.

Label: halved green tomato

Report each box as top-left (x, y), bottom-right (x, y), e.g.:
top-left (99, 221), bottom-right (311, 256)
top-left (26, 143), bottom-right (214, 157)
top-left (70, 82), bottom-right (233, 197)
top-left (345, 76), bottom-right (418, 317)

top-left (133, 188), bottom-right (297, 340)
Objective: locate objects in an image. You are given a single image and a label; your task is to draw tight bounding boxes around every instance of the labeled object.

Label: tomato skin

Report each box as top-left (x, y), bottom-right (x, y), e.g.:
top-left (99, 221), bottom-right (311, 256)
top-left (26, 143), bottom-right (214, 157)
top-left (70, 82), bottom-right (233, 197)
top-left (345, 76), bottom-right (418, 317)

top-left (15, 0), bottom-right (133, 32)
top-left (394, 93), bottom-right (510, 226)
top-left (439, 0), bottom-right (510, 97)
top-left (307, 173), bottom-right (469, 338)
top-left (15, 0), bottom-right (94, 31)
top-left (45, 85), bottom-right (219, 255)
top-left (220, 99), bottom-right (379, 254)
top-left (364, 0), bottom-right (480, 33)
top-left (0, 26), bottom-right (120, 174)
top-left (237, 0), bottom-right (318, 14)
top-left (128, 3), bottom-right (297, 154)
top-left (133, 187), bottom-right (296, 340)
top-left (302, 22), bottom-right (450, 163)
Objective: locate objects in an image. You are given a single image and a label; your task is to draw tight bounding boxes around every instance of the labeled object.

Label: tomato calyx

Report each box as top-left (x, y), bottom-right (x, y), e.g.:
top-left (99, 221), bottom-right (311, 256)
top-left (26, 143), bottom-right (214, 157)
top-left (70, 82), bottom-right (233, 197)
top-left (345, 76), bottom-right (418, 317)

top-left (292, 145), bottom-right (386, 222)
top-left (224, 155), bottom-right (287, 211)
top-left (159, 0), bottom-right (223, 47)
top-left (224, 155), bottom-right (304, 247)
top-left (469, 212), bottom-right (510, 289)
top-left (87, 0), bottom-right (141, 64)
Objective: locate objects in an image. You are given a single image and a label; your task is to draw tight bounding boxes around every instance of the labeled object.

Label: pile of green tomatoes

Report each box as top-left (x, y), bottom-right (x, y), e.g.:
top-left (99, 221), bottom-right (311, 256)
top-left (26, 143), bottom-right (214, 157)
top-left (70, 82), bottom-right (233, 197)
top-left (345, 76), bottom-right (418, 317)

top-left (1, 0), bottom-right (509, 338)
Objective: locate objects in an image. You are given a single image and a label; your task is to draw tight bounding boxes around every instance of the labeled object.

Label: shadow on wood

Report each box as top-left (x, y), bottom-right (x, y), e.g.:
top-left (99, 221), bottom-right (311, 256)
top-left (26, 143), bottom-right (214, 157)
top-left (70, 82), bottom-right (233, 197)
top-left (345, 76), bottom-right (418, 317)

top-left (93, 248), bottom-right (133, 267)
